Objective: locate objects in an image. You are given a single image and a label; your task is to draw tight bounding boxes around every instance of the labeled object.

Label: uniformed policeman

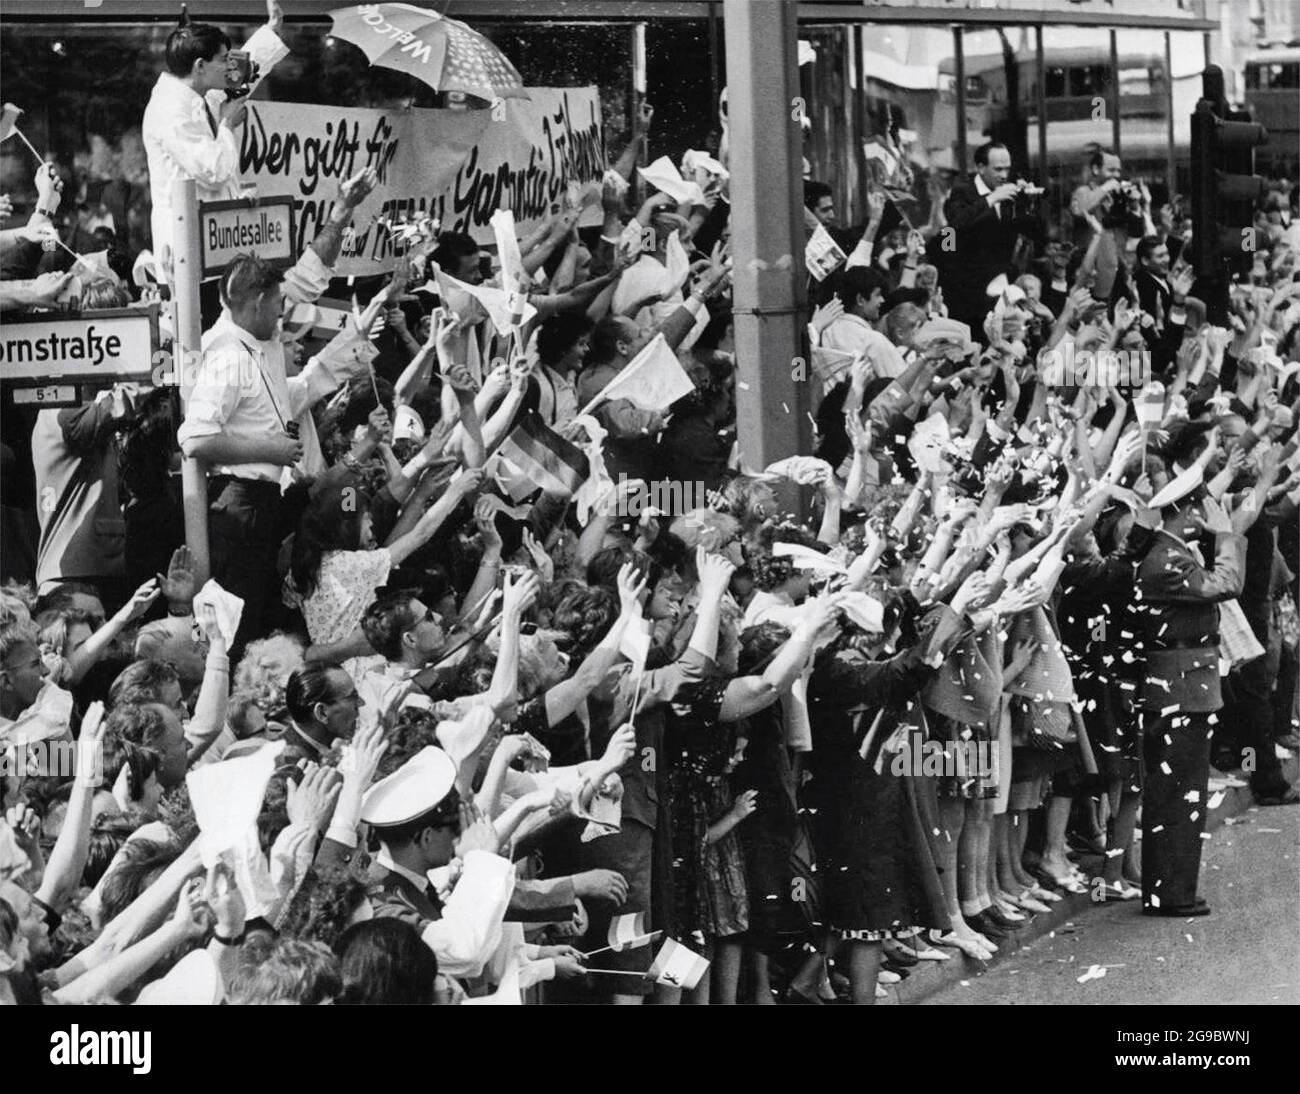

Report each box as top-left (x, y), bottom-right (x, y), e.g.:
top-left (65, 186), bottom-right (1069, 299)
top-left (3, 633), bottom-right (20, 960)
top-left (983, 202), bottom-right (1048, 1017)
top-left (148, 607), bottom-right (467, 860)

top-left (1134, 470), bottom-right (1246, 917)
top-left (361, 747), bottom-right (515, 978)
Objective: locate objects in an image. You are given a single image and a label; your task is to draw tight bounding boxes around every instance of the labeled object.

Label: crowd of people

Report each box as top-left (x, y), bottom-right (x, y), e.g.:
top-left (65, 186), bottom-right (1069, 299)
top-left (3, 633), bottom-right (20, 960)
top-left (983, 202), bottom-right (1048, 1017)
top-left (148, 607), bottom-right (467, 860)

top-left (1, 3), bottom-right (1298, 1006)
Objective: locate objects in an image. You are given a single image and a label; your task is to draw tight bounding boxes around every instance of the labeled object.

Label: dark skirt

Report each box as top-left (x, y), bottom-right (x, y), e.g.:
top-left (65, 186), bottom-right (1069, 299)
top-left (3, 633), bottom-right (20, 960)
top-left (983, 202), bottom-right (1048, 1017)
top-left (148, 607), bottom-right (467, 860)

top-left (808, 725), bottom-right (952, 935)
top-left (732, 709), bottom-right (818, 950)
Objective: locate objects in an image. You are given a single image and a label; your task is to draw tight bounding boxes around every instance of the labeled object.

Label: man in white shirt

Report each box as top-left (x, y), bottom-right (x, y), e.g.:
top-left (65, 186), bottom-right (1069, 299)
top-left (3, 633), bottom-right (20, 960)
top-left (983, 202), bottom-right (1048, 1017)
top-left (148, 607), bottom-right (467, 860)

top-left (820, 266), bottom-right (908, 380)
top-left (356, 591), bottom-right (451, 727)
top-left (142, 1), bottom-right (289, 274)
top-left (177, 172), bottom-right (377, 653)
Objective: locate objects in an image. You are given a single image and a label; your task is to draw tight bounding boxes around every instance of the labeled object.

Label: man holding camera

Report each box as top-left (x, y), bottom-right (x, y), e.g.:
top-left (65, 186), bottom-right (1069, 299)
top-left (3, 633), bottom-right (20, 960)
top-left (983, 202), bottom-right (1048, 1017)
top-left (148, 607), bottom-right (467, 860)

top-left (141, 0), bottom-right (289, 278)
top-left (1070, 149), bottom-right (1150, 304)
top-left (942, 141), bottom-right (1040, 340)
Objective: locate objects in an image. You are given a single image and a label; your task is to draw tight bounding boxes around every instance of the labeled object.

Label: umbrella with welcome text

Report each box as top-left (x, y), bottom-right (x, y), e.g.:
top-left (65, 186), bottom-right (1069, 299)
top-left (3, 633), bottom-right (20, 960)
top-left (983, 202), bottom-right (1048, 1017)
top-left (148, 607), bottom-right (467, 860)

top-left (328, 3), bottom-right (528, 102)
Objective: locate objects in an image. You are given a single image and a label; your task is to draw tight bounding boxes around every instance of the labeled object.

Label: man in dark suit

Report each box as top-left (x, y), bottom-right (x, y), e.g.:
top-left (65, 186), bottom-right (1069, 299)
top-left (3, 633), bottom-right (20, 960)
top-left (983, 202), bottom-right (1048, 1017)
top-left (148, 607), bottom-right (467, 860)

top-left (1134, 482), bottom-right (1246, 917)
top-left (1134, 236), bottom-right (1190, 377)
top-left (942, 141), bottom-right (1039, 340)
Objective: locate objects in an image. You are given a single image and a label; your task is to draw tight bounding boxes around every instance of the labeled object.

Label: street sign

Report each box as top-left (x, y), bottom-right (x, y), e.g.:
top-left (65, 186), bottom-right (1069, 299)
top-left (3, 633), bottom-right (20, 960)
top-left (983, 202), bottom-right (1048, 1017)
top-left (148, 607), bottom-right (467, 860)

top-left (199, 196), bottom-right (296, 277)
top-left (12, 384), bottom-right (78, 407)
top-left (0, 305), bottom-right (159, 387)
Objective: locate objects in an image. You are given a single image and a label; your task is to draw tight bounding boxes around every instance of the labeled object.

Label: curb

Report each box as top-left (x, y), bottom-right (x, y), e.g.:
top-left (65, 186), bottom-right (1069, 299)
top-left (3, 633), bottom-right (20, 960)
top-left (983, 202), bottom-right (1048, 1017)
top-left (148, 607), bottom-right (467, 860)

top-left (890, 752), bottom-right (1297, 1005)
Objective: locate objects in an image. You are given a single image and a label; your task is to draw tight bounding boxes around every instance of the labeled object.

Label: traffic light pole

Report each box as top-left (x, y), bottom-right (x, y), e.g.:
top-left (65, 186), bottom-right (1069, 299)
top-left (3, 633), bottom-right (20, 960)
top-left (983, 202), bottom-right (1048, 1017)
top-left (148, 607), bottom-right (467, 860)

top-left (1189, 66), bottom-right (1268, 328)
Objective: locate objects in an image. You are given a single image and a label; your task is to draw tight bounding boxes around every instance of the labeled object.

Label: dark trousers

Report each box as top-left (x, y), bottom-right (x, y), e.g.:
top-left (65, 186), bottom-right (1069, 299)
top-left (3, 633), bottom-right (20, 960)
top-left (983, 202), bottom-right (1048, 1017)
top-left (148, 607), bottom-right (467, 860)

top-left (207, 476), bottom-right (285, 660)
top-left (1226, 655), bottom-right (1288, 796)
top-left (1274, 643), bottom-right (1298, 741)
top-left (1140, 709), bottom-right (1211, 911)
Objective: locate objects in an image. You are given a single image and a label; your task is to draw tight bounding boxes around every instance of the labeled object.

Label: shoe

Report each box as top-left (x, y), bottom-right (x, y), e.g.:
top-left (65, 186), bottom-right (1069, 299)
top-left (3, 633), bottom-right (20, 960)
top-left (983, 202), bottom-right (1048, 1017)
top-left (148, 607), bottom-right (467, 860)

top-left (876, 982), bottom-right (888, 999)
top-left (965, 912), bottom-right (1011, 941)
top-left (1031, 866), bottom-right (1087, 895)
top-left (933, 931), bottom-right (994, 961)
top-left (1010, 891), bottom-right (1052, 914)
top-left (877, 969), bottom-right (902, 985)
top-left (1255, 786), bottom-right (1300, 806)
top-left (882, 942), bottom-right (920, 967)
top-left (1028, 884), bottom-right (1063, 904)
top-left (1142, 897), bottom-right (1211, 918)
top-left (1096, 880), bottom-right (1141, 902)
top-left (984, 906), bottom-right (1027, 931)
top-left (907, 942), bottom-right (951, 962)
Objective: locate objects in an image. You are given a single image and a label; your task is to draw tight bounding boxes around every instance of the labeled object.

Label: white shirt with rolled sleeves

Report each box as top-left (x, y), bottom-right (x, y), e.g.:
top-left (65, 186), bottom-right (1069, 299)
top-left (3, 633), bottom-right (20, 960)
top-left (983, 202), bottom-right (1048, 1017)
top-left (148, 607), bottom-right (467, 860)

top-left (142, 24), bottom-right (289, 270)
top-left (177, 247), bottom-right (343, 486)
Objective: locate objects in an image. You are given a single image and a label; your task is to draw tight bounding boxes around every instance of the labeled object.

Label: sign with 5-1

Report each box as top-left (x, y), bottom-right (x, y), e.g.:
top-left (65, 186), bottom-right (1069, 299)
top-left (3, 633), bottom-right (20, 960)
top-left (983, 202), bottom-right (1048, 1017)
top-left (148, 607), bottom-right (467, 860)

top-left (12, 385), bottom-right (79, 407)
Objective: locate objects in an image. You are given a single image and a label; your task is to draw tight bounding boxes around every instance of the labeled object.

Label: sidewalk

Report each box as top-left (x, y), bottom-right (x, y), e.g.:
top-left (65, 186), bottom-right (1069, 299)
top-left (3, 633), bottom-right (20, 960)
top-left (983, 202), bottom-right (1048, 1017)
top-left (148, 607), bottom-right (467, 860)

top-left (887, 751), bottom-right (1298, 1005)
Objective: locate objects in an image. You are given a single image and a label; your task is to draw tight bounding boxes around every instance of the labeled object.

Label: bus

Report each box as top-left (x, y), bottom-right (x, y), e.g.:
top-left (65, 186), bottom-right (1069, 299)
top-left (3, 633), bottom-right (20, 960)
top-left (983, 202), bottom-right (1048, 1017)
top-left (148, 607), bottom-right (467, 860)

top-left (1243, 46), bottom-right (1299, 175)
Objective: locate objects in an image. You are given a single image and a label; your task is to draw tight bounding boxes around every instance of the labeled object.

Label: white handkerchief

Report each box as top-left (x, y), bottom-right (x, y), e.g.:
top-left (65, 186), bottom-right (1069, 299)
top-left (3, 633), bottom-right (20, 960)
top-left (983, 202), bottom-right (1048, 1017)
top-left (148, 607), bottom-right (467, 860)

top-left (763, 455), bottom-right (832, 485)
top-left (772, 542), bottom-right (847, 574)
top-left (186, 741), bottom-right (283, 868)
top-left (192, 579), bottom-right (244, 649)
top-left (637, 155), bottom-right (706, 207)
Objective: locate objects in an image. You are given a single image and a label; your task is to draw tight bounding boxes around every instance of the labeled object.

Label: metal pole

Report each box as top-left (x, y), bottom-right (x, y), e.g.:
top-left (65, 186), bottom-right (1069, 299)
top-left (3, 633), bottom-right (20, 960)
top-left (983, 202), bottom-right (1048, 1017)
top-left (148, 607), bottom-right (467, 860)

top-left (1035, 25), bottom-right (1048, 188)
top-left (1109, 30), bottom-right (1122, 157)
top-left (172, 178), bottom-right (210, 586)
top-left (723, 0), bottom-right (809, 482)
top-left (953, 25), bottom-right (967, 172)
top-left (1164, 31), bottom-right (1177, 205)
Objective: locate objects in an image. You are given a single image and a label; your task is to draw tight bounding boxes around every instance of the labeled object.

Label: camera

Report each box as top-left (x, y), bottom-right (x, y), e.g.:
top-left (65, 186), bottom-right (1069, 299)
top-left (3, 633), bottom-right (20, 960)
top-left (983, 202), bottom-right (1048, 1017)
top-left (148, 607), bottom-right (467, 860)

top-left (224, 49), bottom-right (258, 98)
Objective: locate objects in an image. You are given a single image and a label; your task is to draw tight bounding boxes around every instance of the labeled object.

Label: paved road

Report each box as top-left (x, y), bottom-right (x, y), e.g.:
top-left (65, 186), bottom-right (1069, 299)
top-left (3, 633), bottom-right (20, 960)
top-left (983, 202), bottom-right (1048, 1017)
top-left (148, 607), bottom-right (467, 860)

top-left (923, 803), bottom-right (1300, 1005)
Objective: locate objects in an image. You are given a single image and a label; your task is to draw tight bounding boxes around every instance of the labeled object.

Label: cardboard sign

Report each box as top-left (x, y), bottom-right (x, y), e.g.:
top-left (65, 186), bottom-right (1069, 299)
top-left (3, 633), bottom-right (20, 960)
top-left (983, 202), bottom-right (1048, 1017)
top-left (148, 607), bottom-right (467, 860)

top-left (0, 305), bottom-right (159, 387)
top-left (238, 88), bottom-right (605, 277)
top-left (199, 197), bottom-right (296, 276)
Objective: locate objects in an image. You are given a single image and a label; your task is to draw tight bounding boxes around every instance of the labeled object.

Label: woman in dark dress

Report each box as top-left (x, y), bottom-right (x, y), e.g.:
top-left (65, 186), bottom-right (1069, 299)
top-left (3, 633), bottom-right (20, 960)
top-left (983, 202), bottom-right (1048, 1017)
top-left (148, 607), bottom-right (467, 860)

top-left (660, 599), bottom-right (833, 1004)
top-left (806, 596), bottom-right (964, 1005)
top-left (730, 623), bottom-right (820, 1004)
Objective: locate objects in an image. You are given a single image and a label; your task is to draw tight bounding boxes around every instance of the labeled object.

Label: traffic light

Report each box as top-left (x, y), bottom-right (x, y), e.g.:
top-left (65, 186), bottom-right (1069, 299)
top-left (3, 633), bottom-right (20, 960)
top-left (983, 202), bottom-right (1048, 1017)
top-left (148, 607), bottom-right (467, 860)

top-left (1190, 68), bottom-right (1269, 304)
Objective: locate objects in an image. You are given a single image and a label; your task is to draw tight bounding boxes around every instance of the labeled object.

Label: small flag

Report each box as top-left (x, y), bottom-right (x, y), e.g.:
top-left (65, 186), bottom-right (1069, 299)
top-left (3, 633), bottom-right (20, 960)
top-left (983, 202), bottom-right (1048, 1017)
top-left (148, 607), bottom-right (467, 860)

top-left (71, 250), bottom-right (115, 286)
top-left (607, 913), bottom-right (653, 952)
top-left (581, 333), bottom-right (696, 416)
top-left (619, 620), bottom-right (651, 676)
top-left (647, 937), bottom-right (710, 990)
top-left (1135, 381), bottom-right (1165, 429)
top-left (490, 209), bottom-right (529, 325)
top-left (0, 103), bottom-right (23, 143)
top-left (497, 413), bottom-right (590, 498)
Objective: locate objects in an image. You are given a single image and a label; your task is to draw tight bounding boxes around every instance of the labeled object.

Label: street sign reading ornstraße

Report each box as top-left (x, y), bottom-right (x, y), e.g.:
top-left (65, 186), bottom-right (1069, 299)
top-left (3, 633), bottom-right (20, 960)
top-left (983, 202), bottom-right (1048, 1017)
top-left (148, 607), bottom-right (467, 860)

top-left (0, 304), bottom-right (159, 387)
top-left (200, 196), bottom-right (296, 276)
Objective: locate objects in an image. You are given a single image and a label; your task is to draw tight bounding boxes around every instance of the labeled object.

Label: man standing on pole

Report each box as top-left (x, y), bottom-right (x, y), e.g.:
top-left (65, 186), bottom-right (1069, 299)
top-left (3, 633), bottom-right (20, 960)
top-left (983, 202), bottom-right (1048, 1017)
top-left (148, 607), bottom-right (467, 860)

top-left (177, 169), bottom-right (379, 658)
top-left (142, 0), bottom-right (289, 278)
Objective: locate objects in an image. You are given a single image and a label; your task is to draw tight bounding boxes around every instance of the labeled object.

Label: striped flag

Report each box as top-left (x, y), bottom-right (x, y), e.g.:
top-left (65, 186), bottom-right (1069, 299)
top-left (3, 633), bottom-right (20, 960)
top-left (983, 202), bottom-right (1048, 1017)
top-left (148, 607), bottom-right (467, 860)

top-left (497, 413), bottom-right (589, 498)
top-left (606, 913), bottom-right (653, 952)
top-left (647, 937), bottom-right (710, 990)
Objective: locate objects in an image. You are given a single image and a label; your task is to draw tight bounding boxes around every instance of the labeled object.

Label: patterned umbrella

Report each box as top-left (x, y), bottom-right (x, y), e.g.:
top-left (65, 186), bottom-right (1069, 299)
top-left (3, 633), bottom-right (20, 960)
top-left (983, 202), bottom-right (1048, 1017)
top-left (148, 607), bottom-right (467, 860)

top-left (328, 3), bottom-right (528, 102)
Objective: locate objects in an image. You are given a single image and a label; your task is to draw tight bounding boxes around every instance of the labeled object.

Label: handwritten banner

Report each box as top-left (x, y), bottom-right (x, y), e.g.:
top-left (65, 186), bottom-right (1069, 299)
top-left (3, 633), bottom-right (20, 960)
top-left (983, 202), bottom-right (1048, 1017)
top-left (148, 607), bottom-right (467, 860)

top-left (238, 87), bottom-right (605, 277)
